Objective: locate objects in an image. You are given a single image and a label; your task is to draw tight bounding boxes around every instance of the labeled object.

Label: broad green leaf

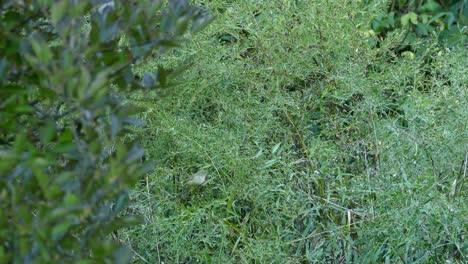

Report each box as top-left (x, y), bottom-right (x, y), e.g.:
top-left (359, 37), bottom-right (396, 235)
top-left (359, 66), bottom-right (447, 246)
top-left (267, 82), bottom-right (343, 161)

top-left (401, 12), bottom-right (418, 26)
top-left (12, 134), bottom-right (27, 154)
top-left (428, 12), bottom-right (450, 24)
top-left (420, 14), bottom-right (430, 24)
top-left (39, 119), bottom-right (56, 144)
top-left (64, 192), bottom-right (78, 206)
top-left (51, 0), bottom-right (68, 26)
top-left (13, 104), bottom-right (34, 113)
top-left (420, 0), bottom-right (441, 12)
top-left (34, 169), bottom-right (52, 200)
top-left (51, 220), bottom-right (72, 241)
top-left (30, 37), bottom-right (52, 66)
top-left (387, 12), bottom-right (395, 27)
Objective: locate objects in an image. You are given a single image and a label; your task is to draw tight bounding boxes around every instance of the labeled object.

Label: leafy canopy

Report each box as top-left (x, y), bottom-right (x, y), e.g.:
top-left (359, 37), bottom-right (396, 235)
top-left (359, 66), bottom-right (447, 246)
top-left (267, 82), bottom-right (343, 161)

top-left (0, 0), bottom-right (210, 262)
top-left (368, 0), bottom-right (466, 52)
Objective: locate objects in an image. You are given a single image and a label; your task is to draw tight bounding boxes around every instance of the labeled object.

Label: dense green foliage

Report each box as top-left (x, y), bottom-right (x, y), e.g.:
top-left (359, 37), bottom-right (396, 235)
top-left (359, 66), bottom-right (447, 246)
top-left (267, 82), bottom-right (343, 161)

top-left (120, 0), bottom-right (467, 262)
top-left (1, 0), bottom-right (466, 263)
top-left (368, 0), bottom-right (467, 52)
top-left (0, 0), bottom-right (209, 262)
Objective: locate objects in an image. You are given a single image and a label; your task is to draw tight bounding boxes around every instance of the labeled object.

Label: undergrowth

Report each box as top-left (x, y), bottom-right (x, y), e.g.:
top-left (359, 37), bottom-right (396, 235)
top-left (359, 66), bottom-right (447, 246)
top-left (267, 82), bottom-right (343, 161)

top-left (121, 0), bottom-right (467, 262)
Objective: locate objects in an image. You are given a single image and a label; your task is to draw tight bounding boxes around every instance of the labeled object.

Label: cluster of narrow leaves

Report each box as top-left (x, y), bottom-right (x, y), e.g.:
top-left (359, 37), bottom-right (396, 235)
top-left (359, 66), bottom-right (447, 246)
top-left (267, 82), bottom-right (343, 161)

top-left (0, 0), bottom-right (210, 262)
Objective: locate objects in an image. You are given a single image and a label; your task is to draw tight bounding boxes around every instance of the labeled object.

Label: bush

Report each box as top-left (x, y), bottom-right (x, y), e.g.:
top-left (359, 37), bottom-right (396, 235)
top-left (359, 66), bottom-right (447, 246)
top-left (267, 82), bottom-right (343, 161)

top-left (0, 0), bottom-right (210, 262)
top-left (368, 0), bottom-right (466, 52)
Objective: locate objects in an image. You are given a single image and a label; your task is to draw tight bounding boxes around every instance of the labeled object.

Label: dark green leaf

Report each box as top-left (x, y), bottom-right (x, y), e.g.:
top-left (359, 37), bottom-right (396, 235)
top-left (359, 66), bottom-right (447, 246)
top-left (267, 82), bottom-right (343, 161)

top-left (39, 119), bottom-right (56, 144)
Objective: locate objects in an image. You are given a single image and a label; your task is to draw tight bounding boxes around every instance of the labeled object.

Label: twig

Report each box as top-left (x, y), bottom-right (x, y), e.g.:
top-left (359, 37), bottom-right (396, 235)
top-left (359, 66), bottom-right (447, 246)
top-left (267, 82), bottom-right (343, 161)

top-left (156, 243), bottom-right (162, 264)
top-left (369, 112), bottom-right (382, 173)
top-left (310, 194), bottom-right (366, 217)
top-left (130, 246), bottom-right (149, 263)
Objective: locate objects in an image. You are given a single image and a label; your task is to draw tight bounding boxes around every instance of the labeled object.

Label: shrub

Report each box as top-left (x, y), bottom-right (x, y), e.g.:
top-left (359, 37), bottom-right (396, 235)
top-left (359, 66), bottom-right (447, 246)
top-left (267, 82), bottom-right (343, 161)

top-left (368, 0), bottom-right (466, 52)
top-left (0, 0), bottom-right (210, 262)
